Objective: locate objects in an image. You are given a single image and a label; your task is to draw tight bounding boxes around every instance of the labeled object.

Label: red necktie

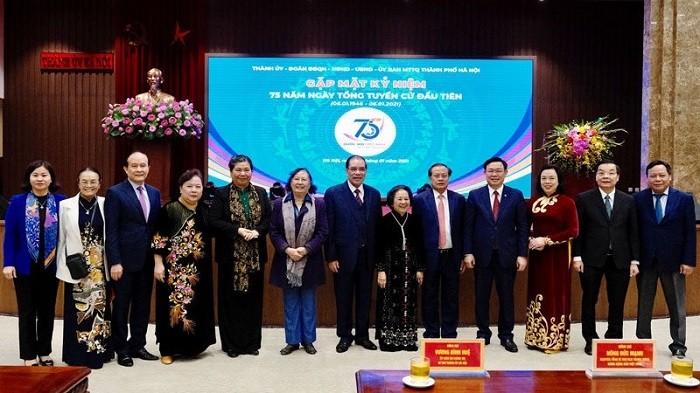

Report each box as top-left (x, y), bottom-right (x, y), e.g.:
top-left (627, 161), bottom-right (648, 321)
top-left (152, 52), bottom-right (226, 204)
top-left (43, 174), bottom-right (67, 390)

top-left (137, 186), bottom-right (149, 219)
top-left (437, 194), bottom-right (446, 249)
top-left (492, 190), bottom-right (500, 221)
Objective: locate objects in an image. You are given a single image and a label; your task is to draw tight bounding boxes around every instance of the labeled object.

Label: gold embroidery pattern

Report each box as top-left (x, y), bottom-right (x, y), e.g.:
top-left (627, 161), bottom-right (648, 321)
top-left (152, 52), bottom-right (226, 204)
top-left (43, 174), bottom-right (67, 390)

top-left (531, 195), bottom-right (557, 214)
top-left (524, 294), bottom-right (570, 350)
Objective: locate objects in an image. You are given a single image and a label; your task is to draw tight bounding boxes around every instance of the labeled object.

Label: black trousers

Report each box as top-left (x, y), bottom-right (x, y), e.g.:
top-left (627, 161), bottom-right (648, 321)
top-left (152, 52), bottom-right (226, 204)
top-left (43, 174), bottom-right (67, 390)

top-left (217, 265), bottom-right (264, 354)
top-left (333, 247), bottom-right (373, 341)
top-left (14, 264), bottom-right (59, 360)
top-left (422, 249), bottom-right (460, 338)
top-left (474, 251), bottom-right (516, 342)
top-left (110, 268), bottom-right (154, 356)
top-left (579, 255), bottom-right (630, 342)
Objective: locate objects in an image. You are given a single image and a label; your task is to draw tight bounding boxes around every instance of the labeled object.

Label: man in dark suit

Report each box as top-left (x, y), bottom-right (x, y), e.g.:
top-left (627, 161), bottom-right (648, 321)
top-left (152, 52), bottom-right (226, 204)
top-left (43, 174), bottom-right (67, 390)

top-left (572, 160), bottom-right (640, 355)
top-left (465, 157), bottom-right (528, 353)
top-left (105, 151), bottom-right (161, 366)
top-left (634, 160), bottom-right (696, 356)
top-left (324, 155), bottom-right (382, 353)
top-left (412, 163), bottom-right (467, 338)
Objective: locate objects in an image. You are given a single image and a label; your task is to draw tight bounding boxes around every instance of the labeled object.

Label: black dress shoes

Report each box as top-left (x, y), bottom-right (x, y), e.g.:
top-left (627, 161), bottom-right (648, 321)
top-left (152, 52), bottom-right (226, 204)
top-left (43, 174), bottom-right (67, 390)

top-left (117, 354), bottom-right (134, 367)
top-left (584, 342), bottom-right (592, 356)
top-left (336, 339), bottom-right (352, 353)
top-left (477, 336), bottom-right (491, 346)
top-left (249, 349), bottom-right (260, 356)
top-left (226, 350), bottom-right (239, 358)
top-left (671, 349), bottom-right (686, 357)
top-left (302, 342), bottom-right (317, 355)
top-left (280, 344), bottom-right (299, 355)
top-left (356, 338), bottom-right (378, 351)
top-left (501, 339), bottom-right (518, 353)
top-left (130, 348), bottom-right (159, 361)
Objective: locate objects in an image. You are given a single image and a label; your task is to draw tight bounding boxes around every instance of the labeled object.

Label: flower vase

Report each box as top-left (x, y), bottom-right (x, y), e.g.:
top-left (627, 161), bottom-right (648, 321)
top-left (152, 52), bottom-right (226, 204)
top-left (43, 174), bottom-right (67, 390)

top-left (563, 172), bottom-right (597, 198)
top-left (132, 138), bottom-right (172, 203)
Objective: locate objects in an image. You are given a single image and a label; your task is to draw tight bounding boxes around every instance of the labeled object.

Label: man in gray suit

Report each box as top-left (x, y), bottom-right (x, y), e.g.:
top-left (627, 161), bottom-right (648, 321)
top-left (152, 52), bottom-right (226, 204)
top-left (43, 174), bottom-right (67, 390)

top-left (572, 160), bottom-right (640, 355)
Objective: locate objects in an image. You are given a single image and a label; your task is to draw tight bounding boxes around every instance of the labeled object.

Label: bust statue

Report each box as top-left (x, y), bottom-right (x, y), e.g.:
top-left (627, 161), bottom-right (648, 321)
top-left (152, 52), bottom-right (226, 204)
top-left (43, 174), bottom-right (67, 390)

top-left (135, 68), bottom-right (175, 105)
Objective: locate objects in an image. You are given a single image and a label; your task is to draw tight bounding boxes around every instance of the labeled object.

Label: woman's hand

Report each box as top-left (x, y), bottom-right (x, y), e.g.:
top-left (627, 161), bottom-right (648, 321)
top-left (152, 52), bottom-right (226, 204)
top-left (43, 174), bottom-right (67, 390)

top-left (3, 266), bottom-right (16, 280)
top-left (154, 255), bottom-right (166, 282)
top-left (238, 228), bottom-right (259, 241)
top-left (377, 271), bottom-right (387, 288)
top-left (416, 271), bottom-right (424, 286)
top-left (529, 237), bottom-right (546, 251)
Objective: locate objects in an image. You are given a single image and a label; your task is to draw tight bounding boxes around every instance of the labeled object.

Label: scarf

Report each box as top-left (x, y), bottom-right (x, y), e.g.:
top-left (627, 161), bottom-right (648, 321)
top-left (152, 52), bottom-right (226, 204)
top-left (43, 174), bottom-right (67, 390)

top-left (25, 193), bottom-right (58, 267)
top-left (282, 195), bottom-right (316, 287)
top-left (229, 184), bottom-right (262, 292)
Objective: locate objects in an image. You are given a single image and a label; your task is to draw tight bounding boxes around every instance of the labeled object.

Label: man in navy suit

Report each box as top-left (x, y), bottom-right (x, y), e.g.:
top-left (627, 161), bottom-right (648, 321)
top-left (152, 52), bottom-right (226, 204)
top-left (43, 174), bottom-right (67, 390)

top-left (465, 157), bottom-right (528, 353)
top-left (634, 160), bottom-right (696, 356)
top-left (324, 155), bottom-right (382, 353)
top-left (412, 163), bottom-right (467, 338)
top-left (105, 151), bottom-right (161, 366)
top-left (572, 160), bottom-right (639, 355)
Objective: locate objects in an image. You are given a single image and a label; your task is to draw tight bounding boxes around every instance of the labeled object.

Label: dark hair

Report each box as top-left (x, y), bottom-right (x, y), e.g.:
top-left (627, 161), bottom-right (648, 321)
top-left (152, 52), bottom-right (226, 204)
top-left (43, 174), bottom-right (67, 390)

top-left (124, 151), bottom-right (149, 167)
top-left (178, 169), bottom-right (203, 187)
top-left (387, 185), bottom-right (413, 208)
top-left (345, 155), bottom-right (367, 169)
top-left (77, 166), bottom-right (102, 181)
top-left (22, 160), bottom-right (59, 193)
top-left (596, 159), bottom-right (620, 174)
top-left (535, 165), bottom-right (566, 196)
top-left (228, 154), bottom-right (254, 171)
top-left (284, 167), bottom-right (317, 194)
top-left (428, 163), bottom-right (452, 177)
top-left (645, 160), bottom-right (672, 176)
top-left (482, 157), bottom-right (508, 171)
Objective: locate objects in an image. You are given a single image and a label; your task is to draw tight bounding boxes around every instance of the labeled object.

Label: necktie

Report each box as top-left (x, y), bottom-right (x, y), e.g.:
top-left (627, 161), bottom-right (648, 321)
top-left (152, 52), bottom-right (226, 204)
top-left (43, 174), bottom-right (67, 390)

top-left (604, 194), bottom-right (612, 218)
top-left (437, 194), bottom-right (447, 249)
top-left (354, 188), bottom-right (362, 205)
top-left (654, 194), bottom-right (663, 223)
top-left (137, 186), bottom-right (149, 219)
top-left (492, 190), bottom-right (500, 221)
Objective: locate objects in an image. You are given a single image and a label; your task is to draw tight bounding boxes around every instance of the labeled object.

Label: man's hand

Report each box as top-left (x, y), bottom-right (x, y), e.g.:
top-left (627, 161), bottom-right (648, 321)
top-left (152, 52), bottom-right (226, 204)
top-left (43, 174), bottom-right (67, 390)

top-left (328, 260), bottom-right (340, 273)
top-left (3, 266), bottom-right (16, 280)
top-left (681, 264), bottom-right (695, 276)
top-left (572, 260), bottom-right (584, 273)
top-left (465, 254), bottom-right (475, 269)
top-left (516, 256), bottom-right (527, 272)
top-left (110, 264), bottom-right (124, 281)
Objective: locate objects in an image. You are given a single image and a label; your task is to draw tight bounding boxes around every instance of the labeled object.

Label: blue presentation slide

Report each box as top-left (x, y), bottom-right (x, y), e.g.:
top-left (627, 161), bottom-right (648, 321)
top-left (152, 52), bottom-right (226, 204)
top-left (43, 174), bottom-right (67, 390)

top-left (207, 56), bottom-right (533, 197)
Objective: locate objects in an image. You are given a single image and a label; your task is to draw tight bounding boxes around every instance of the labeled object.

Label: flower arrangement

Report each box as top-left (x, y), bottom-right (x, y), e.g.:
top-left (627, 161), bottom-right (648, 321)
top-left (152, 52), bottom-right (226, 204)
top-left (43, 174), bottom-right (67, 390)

top-left (540, 116), bottom-right (626, 175)
top-left (101, 98), bottom-right (204, 140)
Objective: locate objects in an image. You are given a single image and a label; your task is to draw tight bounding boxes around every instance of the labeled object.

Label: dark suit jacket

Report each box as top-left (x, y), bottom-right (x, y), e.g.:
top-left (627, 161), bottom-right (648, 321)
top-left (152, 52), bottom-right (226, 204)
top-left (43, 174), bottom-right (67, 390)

top-left (465, 185), bottom-right (528, 266)
top-left (634, 187), bottom-right (696, 272)
top-left (207, 184), bottom-right (270, 266)
top-left (269, 196), bottom-right (328, 288)
top-left (412, 189), bottom-right (466, 272)
top-left (105, 180), bottom-right (161, 272)
top-left (573, 188), bottom-right (640, 269)
top-left (323, 182), bottom-right (382, 270)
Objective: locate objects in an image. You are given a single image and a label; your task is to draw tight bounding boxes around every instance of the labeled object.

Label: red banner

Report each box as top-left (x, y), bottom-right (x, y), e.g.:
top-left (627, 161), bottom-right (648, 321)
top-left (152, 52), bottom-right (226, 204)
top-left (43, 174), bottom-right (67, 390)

top-left (40, 52), bottom-right (114, 72)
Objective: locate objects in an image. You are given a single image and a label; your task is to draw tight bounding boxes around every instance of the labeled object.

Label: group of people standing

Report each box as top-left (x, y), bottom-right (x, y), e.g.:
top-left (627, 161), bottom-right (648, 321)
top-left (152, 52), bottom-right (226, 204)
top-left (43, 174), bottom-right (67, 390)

top-left (1, 152), bottom-right (696, 371)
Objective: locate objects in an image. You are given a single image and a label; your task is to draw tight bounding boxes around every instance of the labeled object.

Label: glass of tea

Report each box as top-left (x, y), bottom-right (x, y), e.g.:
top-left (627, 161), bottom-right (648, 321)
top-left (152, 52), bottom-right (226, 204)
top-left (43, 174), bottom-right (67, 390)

top-left (410, 357), bottom-right (430, 382)
top-left (671, 356), bottom-right (693, 379)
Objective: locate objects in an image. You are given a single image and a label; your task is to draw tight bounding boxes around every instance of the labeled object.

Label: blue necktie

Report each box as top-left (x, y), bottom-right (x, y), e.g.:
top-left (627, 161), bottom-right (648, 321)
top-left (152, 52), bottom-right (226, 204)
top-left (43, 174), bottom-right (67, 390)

top-left (604, 195), bottom-right (612, 218)
top-left (654, 194), bottom-right (663, 223)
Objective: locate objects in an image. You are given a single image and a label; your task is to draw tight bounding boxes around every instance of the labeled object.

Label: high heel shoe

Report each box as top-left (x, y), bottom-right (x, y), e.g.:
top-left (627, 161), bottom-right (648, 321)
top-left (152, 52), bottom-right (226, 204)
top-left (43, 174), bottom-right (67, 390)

top-left (38, 357), bottom-right (54, 366)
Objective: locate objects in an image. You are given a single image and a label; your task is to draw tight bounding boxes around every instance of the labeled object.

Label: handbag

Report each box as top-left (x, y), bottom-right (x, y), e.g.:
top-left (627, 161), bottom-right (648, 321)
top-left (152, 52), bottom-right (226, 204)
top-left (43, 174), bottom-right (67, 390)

top-left (66, 252), bottom-right (88, 279)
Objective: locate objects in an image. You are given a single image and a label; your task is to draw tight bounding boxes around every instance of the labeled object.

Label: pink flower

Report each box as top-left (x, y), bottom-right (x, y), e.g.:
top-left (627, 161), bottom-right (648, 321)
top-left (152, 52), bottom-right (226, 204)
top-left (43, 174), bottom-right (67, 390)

top-left (149, 125), bottom-right (157, 132)
top-left (125, 126), bottom-right (133, 134)
top-left (112, 120), bottom-right (120, 127)
top-left (147, 114), bottom-right (156, 121)
top-left (169, 117), bottom-right (177, 125)
top-left (165, 128), bottom-right (173, 135)
top-left (179, 129), bottom-right (186, 136)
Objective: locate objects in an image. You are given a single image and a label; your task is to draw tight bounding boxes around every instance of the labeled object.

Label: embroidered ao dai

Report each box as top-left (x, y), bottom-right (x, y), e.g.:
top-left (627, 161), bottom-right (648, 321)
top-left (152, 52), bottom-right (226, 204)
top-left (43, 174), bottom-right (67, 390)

top-left (62, 197), bottom-right (113, 368)
top-left (375, 211), bottom-right (424, 352)
top-left (152, 201), bottom-right (215, 357)
top-left (525, 194), bottom-right (579, 351)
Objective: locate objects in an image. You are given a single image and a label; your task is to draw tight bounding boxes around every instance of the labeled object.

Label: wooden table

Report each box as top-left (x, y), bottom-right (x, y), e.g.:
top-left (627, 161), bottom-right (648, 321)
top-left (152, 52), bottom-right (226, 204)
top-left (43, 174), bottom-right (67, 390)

top-left (356, 369), bottom-right (700, 393)
top-left (0, 366), bottom-right (90, 393)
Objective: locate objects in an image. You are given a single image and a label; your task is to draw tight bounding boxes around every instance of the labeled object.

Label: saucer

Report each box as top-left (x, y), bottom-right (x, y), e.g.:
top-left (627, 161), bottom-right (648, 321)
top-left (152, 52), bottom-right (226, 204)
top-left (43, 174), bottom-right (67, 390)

top-left (402, 375), bottom-right (435, 389)
top-left (663, 373), bottom-right (700, 387)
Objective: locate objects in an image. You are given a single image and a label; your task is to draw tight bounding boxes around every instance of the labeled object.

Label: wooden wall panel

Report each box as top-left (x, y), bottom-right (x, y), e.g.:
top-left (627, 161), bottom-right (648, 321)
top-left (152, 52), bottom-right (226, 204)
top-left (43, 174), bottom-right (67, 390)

top-left (2, 0), bottom-right (116, 196)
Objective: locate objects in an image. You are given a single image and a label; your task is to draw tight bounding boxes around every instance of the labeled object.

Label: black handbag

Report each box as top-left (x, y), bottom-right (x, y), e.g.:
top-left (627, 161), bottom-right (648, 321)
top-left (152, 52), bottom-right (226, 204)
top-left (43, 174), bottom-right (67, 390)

top-left (66, 253), bottom-right (88, 279)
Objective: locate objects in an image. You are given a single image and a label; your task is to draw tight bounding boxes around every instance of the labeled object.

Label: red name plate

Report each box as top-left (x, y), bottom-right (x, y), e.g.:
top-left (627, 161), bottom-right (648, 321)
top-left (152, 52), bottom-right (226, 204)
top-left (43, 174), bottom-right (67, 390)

top-left (40, 52), bottom-right (114, 72)
top-left (421, 339), bottom-right (485, 372)
top-left (592, 339), bottom-right (656, 371)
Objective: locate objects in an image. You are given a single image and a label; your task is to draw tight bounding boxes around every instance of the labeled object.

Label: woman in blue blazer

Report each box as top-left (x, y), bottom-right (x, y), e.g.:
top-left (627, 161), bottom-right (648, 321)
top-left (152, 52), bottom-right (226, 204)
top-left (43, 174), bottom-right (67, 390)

top-left (2, 160), bottom-right (66, 366)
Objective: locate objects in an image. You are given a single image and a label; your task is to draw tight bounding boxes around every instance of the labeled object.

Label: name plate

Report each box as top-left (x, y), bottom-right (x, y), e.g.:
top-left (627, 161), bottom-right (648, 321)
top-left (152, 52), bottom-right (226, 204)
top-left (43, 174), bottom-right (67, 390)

top-left (592, 339), bottom-right (656, 371)
top-left (420, 339), bottom-right (486, 375)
